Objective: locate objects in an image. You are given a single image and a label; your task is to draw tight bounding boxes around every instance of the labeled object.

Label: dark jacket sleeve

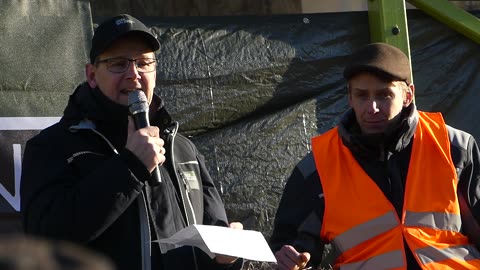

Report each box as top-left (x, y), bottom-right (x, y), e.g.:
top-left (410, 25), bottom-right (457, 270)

top-left (448, 126), bottom-right (480, 241)
top-left (197, 148), bottom-right (244, 270)
top-left (269, 153), bottom-right (325, 267)
top-left (20, 126), bottom-right (145, 243)
top-left (200, 152), bottom-right (246, 270)
top-left (180, 138), bottom-right (244, 270)
top-left (197, 151), bottom-right (229, 226)
top-left (463, 137), bottom-right (480, 221)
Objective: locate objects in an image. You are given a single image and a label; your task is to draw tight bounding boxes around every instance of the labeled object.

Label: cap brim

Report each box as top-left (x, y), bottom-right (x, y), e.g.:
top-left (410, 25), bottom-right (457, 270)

top-left (344, 65), bottom-right (401, 82)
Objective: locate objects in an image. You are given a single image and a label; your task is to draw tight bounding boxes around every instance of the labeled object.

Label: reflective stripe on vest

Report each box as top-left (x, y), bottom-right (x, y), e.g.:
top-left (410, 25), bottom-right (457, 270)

top-left (416, 244), bottom-right (480, 265)
top-left (339, 250), bottom-right (404, 270)
top-left (404, 210), bottom-right (461, 232)
top-left (333, 211), bottom-right (398, 253)
top-left (312, 111), bottom-right (480, 269)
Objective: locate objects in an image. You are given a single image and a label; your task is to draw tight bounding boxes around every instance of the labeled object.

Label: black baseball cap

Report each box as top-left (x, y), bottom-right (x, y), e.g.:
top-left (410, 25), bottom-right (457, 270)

top-left (343, 43), bottom-right (412, 84)
top-left (89, 14), bottom-right (160, 63)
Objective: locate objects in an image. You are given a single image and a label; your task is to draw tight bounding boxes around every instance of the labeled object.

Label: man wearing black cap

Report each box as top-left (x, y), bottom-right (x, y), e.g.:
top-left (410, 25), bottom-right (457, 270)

top-left (270, 42), bottom-right (480, 269)
top-left (20, 14), bottom-right (243, 270)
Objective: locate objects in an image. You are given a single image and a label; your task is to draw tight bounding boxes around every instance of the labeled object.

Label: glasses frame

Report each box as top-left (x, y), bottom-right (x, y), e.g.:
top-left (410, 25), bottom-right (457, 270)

top-left (95, 57), bottom-right (158, 74)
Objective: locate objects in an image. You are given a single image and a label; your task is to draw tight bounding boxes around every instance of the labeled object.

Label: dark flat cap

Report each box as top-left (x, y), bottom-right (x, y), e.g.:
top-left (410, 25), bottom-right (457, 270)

top-left (343, 42), bottom-right (412, 84)
top-left (90, 14), bottom-right (160, 63)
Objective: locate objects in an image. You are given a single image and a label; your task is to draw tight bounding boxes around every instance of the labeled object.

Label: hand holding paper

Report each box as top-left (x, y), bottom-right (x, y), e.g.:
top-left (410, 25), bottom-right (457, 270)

top-left (215, 222), bottom-right (244, 264)
top-left (155, 224), bottom-right (277, 263)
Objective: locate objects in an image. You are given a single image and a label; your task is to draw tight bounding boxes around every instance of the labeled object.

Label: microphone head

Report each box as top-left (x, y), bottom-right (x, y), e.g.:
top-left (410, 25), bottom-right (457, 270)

top-left (128, 90), bottom-right (149, 115)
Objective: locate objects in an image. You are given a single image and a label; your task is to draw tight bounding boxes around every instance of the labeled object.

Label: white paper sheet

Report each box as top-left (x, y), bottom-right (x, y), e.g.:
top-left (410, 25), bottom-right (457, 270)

top-left (155, 224), bottom-right (277, 263)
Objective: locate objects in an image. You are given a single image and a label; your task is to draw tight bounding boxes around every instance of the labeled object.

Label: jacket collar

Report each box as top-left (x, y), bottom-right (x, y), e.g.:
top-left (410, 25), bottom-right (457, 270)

top-left (63, 82), bottom-right (172, 132)
top-left (63, 82), bottom-right (129, 125)
top-left (338, 104), bottom-right (419, 159)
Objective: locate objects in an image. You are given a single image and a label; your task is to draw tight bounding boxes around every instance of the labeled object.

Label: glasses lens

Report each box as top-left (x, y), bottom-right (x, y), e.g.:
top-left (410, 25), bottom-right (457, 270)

top-left (135, 58), bottom-right (157, 72)
top-left (135, 58), bottom-right (157, 73)
top-left (101, 58), bottom-right (157, 73)
top-left (107, 59), bottom-right (129, 73)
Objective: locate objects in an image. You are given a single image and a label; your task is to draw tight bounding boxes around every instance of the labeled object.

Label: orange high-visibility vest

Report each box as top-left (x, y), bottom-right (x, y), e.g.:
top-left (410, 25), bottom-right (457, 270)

top-left (311, 111), bottom-right (480, 270)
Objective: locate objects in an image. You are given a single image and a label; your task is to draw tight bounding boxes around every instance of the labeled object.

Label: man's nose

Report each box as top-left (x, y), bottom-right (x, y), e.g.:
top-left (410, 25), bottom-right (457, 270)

top-left (367, 99), bottom-right (380, 114)
top-left (125, 61), bottom-right (141, 79)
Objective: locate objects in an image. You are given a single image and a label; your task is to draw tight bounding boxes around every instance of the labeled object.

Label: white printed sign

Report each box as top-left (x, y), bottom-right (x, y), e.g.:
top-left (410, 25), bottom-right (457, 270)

top-left (0, 117), bottom-right (60, 211)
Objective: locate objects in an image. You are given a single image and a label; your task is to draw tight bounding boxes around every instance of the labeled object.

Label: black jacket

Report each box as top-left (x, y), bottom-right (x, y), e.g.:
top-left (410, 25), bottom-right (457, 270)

top-left (20, 83), bottom-right (242, 270)
top-left (270, 104), bottom-right (480, 269)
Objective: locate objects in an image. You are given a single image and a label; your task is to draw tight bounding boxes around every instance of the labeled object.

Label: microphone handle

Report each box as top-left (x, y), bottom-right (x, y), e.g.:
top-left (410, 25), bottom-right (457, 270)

top-left (132, 112), bottom-right (162, 185)
top-left (150, 167), bottom-right (162, 185)
top-left (132, 113), bottom-right (150, 129)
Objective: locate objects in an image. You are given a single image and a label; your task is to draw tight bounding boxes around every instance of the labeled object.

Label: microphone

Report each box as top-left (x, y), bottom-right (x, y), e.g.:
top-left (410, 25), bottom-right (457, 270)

top-left (128, 90), bottom-right (161, 185)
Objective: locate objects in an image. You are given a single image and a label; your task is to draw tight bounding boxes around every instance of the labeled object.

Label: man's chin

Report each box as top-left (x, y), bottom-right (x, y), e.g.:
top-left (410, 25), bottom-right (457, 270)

top-left (116, 95), bottom-right (130, 106)
top-left (360, 125), bottom-right (387, 135)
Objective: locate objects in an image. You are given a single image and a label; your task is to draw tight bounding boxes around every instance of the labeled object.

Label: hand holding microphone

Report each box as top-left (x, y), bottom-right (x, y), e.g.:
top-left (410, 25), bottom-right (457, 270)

top-left (126, 90), bottom-right (163, 185)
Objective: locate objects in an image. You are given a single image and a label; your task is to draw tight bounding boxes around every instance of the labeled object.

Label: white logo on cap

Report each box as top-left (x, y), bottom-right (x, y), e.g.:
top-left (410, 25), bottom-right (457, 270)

top-left (115, 18), bottom-right (133, 26)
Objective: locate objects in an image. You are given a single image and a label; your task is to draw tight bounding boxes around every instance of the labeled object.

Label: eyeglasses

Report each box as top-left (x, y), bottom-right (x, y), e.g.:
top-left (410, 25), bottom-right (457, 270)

top-left (96, 57), bottom-right (157, 73)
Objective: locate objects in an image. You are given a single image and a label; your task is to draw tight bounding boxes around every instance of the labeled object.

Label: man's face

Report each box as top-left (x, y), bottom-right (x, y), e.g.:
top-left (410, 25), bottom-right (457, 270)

top-left (348, 72), bottom-right (414, 134)
top-left (86, 35), bottom-right (157, 106)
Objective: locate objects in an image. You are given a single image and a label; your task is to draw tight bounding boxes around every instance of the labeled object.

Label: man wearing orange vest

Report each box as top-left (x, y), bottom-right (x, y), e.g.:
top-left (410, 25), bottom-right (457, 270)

top-left (270, 42), bottom-right (480, 270)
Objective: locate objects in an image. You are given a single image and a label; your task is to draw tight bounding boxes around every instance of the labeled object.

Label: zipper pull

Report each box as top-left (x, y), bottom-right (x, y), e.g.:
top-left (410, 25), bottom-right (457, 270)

top-left (178, 170), bottom-right (191, 193)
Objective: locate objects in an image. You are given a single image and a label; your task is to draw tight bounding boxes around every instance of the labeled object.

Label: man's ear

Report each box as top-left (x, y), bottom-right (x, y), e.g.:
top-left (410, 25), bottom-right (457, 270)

top-left (404, 83), bottom-right (415, 106)
top-left (85, 63), bottom-right (97, 88)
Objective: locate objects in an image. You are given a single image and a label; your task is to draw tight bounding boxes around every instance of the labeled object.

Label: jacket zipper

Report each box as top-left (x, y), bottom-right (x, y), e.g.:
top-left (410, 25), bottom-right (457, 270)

top-left (167, 123), bottom-right (199, 269)
top-left (178, 169), bottom-right (197, 225)
top-left (70, 121), bottom-right (151, 270)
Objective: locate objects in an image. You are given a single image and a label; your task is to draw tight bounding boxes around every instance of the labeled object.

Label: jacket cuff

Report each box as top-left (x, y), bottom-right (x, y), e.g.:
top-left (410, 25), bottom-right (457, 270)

top-left (119, 148), bottom-right (151, 182)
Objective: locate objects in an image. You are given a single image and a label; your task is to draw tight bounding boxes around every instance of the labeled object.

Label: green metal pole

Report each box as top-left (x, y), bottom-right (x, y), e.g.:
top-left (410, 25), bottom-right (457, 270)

top-left (407, 0), bottom-right (480, 44)
top-left (368, 0), bottom-right (413, 82)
